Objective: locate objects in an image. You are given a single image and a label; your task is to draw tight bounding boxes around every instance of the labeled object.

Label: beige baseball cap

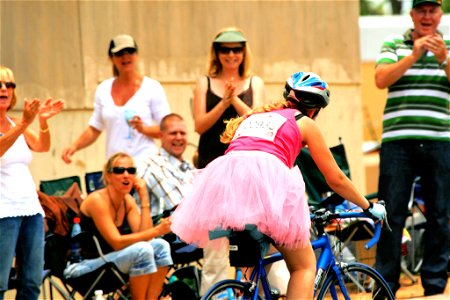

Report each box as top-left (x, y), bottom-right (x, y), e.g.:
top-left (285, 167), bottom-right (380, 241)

top-left (108, 34), bottom-right (138, 55)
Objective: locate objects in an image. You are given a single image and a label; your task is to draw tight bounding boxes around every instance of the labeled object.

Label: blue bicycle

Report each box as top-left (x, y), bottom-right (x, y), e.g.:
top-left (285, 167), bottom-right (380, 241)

top-left (201, 207), bottom-right (395, 300)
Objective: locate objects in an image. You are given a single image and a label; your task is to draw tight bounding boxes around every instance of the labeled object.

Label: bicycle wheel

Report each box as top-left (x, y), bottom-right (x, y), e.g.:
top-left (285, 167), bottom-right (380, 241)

top-left (202, 280), bottom-right (261, 300)
top-left (317, 262), bottom-right (395, 300)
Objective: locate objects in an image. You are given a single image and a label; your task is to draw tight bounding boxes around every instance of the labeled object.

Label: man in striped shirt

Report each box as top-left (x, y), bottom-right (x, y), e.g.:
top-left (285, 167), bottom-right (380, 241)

top-left (374, 0), bottom-right (449, 297)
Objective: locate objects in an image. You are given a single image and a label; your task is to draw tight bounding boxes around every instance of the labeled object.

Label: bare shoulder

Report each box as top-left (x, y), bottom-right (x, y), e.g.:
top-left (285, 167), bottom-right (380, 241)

top-left (194, 76), bottom-right (208, 94)
top-left (81, 189), bottom-right (108, 216)
top-left (296, 115), bottom-right (320, 145)
top-left (196, 76), bottom-right (208, 87)
top-left (251, 75), bottom-right (264, 86)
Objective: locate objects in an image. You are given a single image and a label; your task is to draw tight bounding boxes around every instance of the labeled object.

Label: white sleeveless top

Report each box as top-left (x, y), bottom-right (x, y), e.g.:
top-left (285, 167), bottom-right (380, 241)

top-left (0, 117), bottom-right (44, 218)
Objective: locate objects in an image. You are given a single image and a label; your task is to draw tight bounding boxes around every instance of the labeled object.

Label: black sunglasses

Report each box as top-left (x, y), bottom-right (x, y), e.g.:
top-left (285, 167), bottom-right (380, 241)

top-left (216, 46), bottom-right (244, 54)
top-left (113, 48), bottom-right (137, 57)
top-left (0, 81), bottom-right (16, 89)
top-left (110, 166), bottom-right (137, 175)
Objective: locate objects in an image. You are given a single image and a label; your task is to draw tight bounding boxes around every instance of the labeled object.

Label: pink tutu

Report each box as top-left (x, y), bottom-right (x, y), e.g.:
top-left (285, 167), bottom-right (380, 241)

top-left (171, 150), bottom-right (311, 250)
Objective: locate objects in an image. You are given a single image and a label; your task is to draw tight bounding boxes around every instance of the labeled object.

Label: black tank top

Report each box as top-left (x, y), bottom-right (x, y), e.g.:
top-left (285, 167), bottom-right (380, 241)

top-left (80, 210), bottom-right (131, 258)
top-left (197, 76), bottom-right (254, 168)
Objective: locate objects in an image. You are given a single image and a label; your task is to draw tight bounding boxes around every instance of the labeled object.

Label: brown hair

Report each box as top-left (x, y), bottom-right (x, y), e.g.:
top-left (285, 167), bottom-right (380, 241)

top-left (0, 65), bottom-right (17, 110)
top-left (207, 26), bottom-right (253, 79)
top-left (160, 113), bottom-right (184, 132)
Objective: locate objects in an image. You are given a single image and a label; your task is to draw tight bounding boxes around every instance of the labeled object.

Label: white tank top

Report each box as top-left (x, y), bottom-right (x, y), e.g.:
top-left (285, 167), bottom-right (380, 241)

top-left (0, 117), bottom-right (44, 218)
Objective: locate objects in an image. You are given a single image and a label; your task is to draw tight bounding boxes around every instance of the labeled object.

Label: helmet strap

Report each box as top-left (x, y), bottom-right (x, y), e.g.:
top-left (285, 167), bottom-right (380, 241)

top-left (288, 100), bottom-right (309, 116)
top-left (311, 108), bottom-right (321, 119)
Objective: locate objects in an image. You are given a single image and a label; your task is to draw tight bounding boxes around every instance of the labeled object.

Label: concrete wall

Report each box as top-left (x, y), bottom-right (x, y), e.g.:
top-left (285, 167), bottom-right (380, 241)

top-left (1, 0), bottom-right (366, 194)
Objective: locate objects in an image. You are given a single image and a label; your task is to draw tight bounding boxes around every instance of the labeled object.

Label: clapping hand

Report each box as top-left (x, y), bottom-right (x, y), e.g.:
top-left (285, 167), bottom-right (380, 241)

top-left (424, 33), bottom-right (447, 62)
top-left (413, 34), bottom-right (447, 61)
top-left (222, 78), bottom-right (236, 108)
top-left (22, 98), bottom-right (41, 126)
top-left (39, 98), bottom-right (64, 121)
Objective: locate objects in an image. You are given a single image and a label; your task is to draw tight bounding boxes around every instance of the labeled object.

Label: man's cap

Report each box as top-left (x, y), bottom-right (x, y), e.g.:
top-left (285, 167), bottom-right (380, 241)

top-left (108, 34), bottom-right (138, 54)
top-left (412, 0), bottom-right (442, 8)
top-left (213, 31), bottom-right (247, 43)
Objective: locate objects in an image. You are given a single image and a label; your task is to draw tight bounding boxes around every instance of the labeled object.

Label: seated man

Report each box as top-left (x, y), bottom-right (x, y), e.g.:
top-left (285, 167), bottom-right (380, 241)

top-left (137, 113), bottom-right (194, 221)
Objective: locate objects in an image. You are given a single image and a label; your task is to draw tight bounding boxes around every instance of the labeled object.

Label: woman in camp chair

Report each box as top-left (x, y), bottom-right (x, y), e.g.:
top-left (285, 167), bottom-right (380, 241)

top-left (64, 152), bottom-right (173, 299)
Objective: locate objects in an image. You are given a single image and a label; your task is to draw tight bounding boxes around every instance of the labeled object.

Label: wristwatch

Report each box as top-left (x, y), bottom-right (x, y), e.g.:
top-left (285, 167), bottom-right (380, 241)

top-left (439, 55), bottom-right (449, 69)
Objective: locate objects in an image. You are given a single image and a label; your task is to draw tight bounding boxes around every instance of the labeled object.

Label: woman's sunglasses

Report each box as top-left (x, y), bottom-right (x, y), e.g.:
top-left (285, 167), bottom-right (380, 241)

top-left (113, 48), bottom-right (137, 57)
top-left (110, 166), bottom-right (137, 175)
top-left (216, 46), bottom-right (244, 55)
top-left (0, 81), bottom-right (16, 89)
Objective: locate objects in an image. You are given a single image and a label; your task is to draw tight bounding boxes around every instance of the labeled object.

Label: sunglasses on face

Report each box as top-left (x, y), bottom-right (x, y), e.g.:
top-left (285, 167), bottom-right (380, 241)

top-left (216, 46), bottom-right (244, 55)
top-left (110, 166), bottom-right (137, 175)
top-left (0, 81), bottom-right (16, 89)
top-left (113, 48), bottom-right (137, 57)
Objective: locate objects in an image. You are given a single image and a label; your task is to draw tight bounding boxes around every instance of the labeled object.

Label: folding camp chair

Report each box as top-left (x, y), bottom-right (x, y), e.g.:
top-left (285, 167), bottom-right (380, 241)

top-left (151, 207), bottom-right (203, 298)
top-left (85, 171), bottom-right (104, 194)
top-left (153, 207), bottom-right (203, 270)
top-left (44, 232), bottom-right (130, 300)
top-left (38, 184), bottom-right (130, 300)
top-left (160, 265), bottom-right (201, 300)
top-left (40, 175), bottom-right (82, 196)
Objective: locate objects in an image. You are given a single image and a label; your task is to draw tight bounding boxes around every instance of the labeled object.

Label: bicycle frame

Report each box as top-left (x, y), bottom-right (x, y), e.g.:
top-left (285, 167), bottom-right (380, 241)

top-left (240, 211), bottom-right (382, 300)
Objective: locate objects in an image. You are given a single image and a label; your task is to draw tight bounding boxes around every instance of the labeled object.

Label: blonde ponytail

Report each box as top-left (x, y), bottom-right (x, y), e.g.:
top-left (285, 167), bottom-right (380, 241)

top-left (220, 100), bottom-right (291, 144)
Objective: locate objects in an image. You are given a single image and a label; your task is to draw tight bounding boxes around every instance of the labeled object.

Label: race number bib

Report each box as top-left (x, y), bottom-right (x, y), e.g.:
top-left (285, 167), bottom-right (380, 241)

top-left (233, 113), bottom-right (287, 142)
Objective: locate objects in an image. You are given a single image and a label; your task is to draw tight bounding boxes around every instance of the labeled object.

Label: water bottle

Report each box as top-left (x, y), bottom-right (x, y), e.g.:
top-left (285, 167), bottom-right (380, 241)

top-left (70, 217), bottom-right (83, 263)
top-left (93, 290), bottom-right (106, 300)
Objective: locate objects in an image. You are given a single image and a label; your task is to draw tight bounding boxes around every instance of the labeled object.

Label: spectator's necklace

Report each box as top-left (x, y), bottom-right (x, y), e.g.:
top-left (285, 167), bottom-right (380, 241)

top-left (107, 188), bottom-right (121, 225)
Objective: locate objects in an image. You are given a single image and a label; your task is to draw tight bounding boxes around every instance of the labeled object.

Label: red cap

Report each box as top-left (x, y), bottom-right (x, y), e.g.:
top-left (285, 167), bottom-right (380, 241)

top-left (73, 217), bottom-right (81, 224)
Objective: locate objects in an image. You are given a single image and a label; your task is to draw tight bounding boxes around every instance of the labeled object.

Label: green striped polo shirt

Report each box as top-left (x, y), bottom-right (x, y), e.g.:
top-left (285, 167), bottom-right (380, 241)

top-left (376, 29), bottom-right (450, 143)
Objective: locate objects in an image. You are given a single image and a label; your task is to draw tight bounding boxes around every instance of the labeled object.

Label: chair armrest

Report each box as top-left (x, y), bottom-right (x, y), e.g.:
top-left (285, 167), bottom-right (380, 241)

top-left (91, 235), bottom-right (108, 263)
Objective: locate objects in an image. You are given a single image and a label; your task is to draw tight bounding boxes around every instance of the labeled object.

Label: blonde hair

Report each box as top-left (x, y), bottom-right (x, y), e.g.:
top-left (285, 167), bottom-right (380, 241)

top-left (220, 100), bottom-right (291, 144)
top-left (103, 152), bottom-right (135, 185)
top-left (0, 65), bottom-right (17, 110)
top-left (207, 26), bottom-right (252, 78)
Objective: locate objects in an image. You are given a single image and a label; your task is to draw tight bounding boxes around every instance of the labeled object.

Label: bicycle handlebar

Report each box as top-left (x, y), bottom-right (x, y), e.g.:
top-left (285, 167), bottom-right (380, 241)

top-left (365, 220), bottom-right (381, 249)
top-left (310, 210), bottom-right (383, 250)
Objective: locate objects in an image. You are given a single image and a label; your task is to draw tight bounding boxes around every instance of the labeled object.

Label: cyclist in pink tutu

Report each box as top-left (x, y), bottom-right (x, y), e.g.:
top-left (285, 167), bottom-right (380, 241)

top-left (171, 71), bottom-right (386, 299)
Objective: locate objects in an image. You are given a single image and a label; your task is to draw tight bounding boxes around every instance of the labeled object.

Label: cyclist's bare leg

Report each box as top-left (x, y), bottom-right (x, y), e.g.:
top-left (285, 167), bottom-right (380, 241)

top-left (242, 245), bottom-right (277, 280)
top-left (276, 242), bottom-right (315, 299)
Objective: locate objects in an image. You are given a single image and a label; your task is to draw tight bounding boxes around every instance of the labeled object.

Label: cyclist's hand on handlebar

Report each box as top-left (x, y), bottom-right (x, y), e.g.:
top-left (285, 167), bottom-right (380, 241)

top-left (363, 201), bottom-right (386, 220)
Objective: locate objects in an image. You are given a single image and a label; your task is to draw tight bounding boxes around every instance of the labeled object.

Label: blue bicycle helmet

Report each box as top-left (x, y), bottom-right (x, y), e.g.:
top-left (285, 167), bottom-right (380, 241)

top-left (283, 72), bottom-right (330, 108)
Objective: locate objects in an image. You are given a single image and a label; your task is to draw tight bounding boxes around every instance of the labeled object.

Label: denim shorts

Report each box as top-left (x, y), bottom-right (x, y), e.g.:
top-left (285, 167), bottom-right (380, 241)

top-left (64, 238), bottom-right (172, 278)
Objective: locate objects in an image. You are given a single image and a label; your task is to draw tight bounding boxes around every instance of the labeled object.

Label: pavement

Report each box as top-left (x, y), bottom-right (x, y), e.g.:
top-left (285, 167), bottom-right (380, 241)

top-left (396, 274), bottom-right (449, 300)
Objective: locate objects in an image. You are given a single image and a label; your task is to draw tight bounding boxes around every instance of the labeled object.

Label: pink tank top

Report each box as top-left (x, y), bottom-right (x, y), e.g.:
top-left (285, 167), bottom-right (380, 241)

top-left (226, 109), bottom-right (302, 167)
